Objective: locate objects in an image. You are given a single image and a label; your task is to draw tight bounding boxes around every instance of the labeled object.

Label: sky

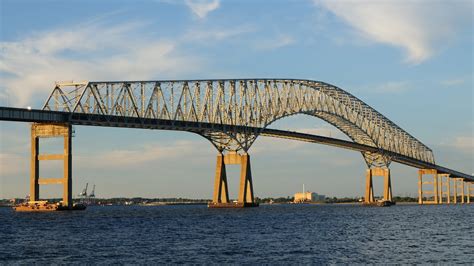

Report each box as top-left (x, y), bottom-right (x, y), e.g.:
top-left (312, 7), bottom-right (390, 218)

top-left (0, 0), bottom-right (472, 199)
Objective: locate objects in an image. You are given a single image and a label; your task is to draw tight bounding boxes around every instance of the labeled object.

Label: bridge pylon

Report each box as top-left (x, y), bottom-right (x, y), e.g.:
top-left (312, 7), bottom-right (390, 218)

top-left (30, 123), bottom-right (72, 209)
top-left (208, 152), bottom-right (258, 208)
top-left (363, 167), bottom-right (392, 205)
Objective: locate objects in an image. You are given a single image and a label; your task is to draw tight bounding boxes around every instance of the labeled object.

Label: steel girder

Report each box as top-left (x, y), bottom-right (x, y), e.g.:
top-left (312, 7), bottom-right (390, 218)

top-left (42, 79), bottom-right (435, 166)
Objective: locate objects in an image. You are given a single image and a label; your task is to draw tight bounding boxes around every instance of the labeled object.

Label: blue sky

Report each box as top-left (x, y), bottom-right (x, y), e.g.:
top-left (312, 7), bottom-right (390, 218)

top-left (0, 0), bottom-right (472, 199)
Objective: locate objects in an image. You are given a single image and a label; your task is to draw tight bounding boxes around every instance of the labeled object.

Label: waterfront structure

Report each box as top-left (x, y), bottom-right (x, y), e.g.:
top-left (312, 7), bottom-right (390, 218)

top-left (0, 79), bottom-right (472, 208)
top-left (294, 192), bottom-right (325, 203)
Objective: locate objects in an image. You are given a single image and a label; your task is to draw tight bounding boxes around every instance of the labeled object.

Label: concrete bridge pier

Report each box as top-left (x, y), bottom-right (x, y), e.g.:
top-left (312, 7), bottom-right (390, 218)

top-left (208, 152), bottom-right (258, 208)
top-left (467, 182), bottom-right (472, 204)
top-left (211, 154), bottom-right (230, 204)
top-left (30, 123), bottom-right (72, 209)
top-left (418, 171), bottom-right (472, 205)
top-left (438, 174), bottom-right (450, 204)
top-left (466, 182), bottom-right (474, 204)
top-left (363, 167), bottom-right (392, 204)
top-left (418, 169), bottom-right (439, 204)
top-left (452, 178), bottom-right (471, 204)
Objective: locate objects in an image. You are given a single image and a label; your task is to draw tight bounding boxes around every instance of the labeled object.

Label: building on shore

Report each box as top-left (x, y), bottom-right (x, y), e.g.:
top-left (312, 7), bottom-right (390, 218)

top-left (294, 191), bottom-right (325, 203)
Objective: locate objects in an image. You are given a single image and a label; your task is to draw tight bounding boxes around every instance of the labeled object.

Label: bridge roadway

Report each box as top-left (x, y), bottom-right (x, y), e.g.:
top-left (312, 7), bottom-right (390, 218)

top-left (1, 106), bottom-right (472, 181)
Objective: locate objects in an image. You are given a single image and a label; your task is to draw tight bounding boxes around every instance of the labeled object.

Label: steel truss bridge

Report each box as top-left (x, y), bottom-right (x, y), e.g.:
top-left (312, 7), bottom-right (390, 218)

top-left (1, 79), bottom-right (472, 208)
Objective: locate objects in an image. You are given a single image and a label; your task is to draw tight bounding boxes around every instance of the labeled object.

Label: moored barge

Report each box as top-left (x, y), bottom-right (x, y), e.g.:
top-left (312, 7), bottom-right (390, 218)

top-left (13, 201), bottom-right (86, 212)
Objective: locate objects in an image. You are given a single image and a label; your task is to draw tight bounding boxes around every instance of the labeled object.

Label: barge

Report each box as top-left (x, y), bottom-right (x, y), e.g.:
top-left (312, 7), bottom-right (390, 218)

top-left (13, 201), bottom-right (87, 212)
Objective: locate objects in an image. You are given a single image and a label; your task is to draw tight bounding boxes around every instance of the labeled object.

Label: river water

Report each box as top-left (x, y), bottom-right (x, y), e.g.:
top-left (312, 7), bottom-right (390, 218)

top-left (1, 204), bottom-right (473, 264)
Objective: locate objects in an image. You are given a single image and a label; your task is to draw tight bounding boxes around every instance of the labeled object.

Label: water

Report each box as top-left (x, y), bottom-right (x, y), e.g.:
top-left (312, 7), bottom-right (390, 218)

top-left (1, 204), bottom-right (473, 264)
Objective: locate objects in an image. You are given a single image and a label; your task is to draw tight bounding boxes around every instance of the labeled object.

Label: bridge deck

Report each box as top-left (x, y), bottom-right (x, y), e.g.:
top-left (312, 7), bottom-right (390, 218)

top-left (1, 106), bottom-right (472, 181)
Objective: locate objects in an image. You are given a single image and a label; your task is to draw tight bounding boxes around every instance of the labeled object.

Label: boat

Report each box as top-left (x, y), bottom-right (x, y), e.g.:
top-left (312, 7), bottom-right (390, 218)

top-left (13, 201), bottom-right (87, 212)
top-left (362, 199), bottom-right (396, 207)
top-left (70, 203), bottom-right (87, 210)
top-left (13, 201), bottom-right (58, 212)
top-left (376, 200), bottom-right (396, 207)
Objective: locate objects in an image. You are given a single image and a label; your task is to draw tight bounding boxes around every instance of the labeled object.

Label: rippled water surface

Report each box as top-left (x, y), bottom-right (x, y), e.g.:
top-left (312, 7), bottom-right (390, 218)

top-left (1, 204), bottom-right (473, 264)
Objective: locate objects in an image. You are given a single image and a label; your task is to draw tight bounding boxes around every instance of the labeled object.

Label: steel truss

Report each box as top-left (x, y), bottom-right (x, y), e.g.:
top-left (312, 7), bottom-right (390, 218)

top-left (43, 79), bottom-right (435, 167)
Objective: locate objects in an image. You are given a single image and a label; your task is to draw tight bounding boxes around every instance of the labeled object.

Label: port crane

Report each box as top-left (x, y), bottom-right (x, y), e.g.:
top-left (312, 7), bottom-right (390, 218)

top-left (78, 183), bottom-right (88, 199)
top-left (89, 184), bottom-right (95, 198)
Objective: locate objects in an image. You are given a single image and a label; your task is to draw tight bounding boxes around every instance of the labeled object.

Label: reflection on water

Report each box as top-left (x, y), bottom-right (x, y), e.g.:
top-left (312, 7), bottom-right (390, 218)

top-left (1, 204), bottom-right (473, 264)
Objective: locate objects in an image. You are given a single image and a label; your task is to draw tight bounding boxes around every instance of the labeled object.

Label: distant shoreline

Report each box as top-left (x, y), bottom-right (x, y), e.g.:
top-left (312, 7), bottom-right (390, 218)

top-left (0, 201), bottom-right (424, 207)
top-left (1, 196), bottom-right (420, 207)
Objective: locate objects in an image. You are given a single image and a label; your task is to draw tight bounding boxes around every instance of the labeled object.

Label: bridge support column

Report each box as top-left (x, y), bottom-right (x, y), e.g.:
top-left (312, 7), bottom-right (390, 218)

top-left (453, 178), bottom-right (465, 204)
top-left (468, 182), bottom-right (472, 204)
top-left (30, 132), bottom-right (39, 201)
top-left (383, 169), bottom-right (393, 202)
top-left (238, 154), bottom-right (255, 204)
top-left (439, 174), bottom-right (450, 204)
top-left (209, 152), bottom-right (258, 208)
top-left (364, 169), bottom-right (374, 203)
top-left (212, 154), bottom-right (229, 204)
top-left (363, 167), bottom-right (392, 205)
top-left (418, 169), bottom-right (439, 205)
top-left (453, 177), bottom-right (458, 204)
top-left (30, 123), bottom-right (72, 209)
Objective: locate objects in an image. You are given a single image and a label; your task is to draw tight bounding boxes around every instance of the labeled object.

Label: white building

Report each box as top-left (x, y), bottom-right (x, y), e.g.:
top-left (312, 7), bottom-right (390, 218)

top-left (294, 191), bottom-right (325, 203)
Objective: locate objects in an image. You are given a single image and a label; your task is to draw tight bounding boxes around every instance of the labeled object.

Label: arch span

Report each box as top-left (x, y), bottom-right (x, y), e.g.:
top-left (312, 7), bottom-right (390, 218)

top-left (42, 79), bottom-right (435, 165)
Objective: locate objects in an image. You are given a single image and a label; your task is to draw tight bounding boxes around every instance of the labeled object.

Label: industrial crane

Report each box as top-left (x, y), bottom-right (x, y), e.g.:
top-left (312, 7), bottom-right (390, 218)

top-left (89, 184), bottom-right (95, 199)
top-left (78, 183), bottom-right (88, 199)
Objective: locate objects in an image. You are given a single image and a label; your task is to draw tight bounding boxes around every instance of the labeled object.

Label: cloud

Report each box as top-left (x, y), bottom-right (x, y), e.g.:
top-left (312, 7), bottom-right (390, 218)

top-left (441, 77), bottom-right (467, 87)
top-left (76, 140), bottom-right (212, 169)
top-left (252, 126), bottom-right (349, 154)
top-left (294, 127), bottom-right (345, 139)
top-left (350, 81), bottom-right (411, 94)
top-left (185, 0), bottom-right (220, 19)
top-left (434, 135), bottom-right (473, 174)
top-left (0, 21), bottom-right (201, 107)
top-left (253, 131), bottom-right (359, 168)
top-left (254, 34), bottom-right (296, 50)
top-left (183, 24), bottom-right (257, 42)
top-left (314, 0), bottom-right (472, 64)
top-left (377, 81), bottom-right (410, 94)
top-left (252, 137), bottom-right (305, 154)
top-left (451, 136), bottom-right (474, 153)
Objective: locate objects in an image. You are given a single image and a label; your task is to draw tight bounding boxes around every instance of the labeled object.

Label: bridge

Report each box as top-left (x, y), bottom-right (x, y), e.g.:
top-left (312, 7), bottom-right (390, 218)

top-left (1, 79), bottom-right (472, 208)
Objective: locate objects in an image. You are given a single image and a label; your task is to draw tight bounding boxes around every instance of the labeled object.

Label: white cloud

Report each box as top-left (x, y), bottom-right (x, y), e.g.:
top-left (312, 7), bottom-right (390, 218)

top-left (452, 136), bottom-right (474, 153)
top-left (438, 135), bottom-right (474, 154)
top-left (185, 0), bottom-right (220, 19)
top-left (183, 24), bottom-right (257, 42)
top-left (254, 34), bottom-right (296, 50)
top-left (76, 140), bottom-right (212, 169)
top-left (252, 137), bottom-right (305, 154)
top-left (314, 0), bottom-right (472, 64)
top-left (294, 127), bottom-right (345, 139)
top-left (252, 126), bottom-right (348, 154)
top-left (375, 81), bottom-right (410, 93)
top-left (0, 21), bottom-right (201, 107)
top-left (441, 77), bottom-right (467, 87)
top-left (357, 81), bottom-right (410, 94)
